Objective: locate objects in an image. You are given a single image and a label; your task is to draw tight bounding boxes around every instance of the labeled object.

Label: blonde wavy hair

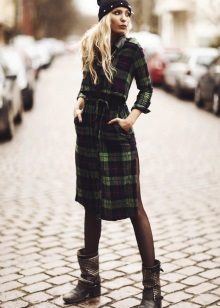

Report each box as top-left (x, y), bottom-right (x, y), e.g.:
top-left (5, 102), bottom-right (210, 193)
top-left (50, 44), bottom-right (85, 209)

top-left (80, 10), bottom-right (133, 85)
top-left (80, 14), bottom-right (114, 84)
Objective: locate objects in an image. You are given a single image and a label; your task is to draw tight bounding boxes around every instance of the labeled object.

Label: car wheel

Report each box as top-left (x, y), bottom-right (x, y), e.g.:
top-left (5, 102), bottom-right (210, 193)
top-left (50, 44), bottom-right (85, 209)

top-left (175, 82), bottom-right (184, 98)
top-left (22, 88), bottom-right (34, 110)
top-left (4, 107), bottom-right (15, 140)
top-left (14, 101), bottom-right (23, 124)
top-left (195, 86), bottom-right (204, 108)
top-left (212, 91), bottom-right (220, 116)
top-left (24, 89), bottom-right (34, 110)
top-left (163, 82), bottom-right (171, 92)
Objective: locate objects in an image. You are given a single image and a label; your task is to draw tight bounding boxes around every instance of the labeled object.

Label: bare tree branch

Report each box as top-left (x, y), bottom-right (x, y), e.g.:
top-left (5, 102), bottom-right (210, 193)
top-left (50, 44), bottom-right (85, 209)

top-left (32, 0), bottom-right (78, 39)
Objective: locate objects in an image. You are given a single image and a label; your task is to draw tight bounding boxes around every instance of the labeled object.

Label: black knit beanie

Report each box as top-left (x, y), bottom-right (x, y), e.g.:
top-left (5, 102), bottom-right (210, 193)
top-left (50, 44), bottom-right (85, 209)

top-left (97, 0), bottom-right (132, 21)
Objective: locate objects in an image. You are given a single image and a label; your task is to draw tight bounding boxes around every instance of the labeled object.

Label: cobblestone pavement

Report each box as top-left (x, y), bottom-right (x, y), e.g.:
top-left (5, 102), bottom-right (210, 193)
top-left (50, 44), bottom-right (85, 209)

top-left (0, 54), bottom-right (220, 308)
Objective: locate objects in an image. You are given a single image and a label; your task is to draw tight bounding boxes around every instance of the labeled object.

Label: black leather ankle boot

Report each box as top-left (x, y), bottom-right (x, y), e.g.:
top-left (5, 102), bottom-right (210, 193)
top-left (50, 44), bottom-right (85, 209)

top-left (137, 259), bottom-right (163, 308)
top-left (63, 248), bottom-right (101, 304)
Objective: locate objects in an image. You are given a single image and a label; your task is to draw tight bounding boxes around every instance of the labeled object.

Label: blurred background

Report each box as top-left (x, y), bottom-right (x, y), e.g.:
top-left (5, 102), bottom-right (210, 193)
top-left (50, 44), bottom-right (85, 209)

top-left (0, 0), bottom-right (220, 140)
top-left (1, 0), bottom-right (220, 45)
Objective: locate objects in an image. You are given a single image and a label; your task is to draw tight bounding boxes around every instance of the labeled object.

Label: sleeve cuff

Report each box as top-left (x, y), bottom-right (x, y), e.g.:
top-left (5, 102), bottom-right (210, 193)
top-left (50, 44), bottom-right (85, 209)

top-left (77, 92), bottom-right (87, 100)
top-left (131, 105), bottom-right (151, 114)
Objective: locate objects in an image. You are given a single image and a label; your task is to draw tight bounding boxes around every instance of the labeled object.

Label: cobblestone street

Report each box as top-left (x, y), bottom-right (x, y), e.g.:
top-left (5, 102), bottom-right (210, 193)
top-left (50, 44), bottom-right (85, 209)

top-left (0, 54), bottom-right (220, 308)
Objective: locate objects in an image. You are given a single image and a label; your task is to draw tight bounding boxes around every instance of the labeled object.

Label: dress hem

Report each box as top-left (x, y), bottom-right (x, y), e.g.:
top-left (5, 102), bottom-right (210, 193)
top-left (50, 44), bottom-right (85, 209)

top-left (75, 197), bottom-right (138, 221)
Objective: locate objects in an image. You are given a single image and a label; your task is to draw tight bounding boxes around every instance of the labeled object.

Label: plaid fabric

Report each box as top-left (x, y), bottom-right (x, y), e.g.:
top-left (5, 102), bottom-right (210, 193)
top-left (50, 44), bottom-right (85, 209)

top-left (75, 98), bottom-right (139, 220)
top-left (74, 36), bottom-right (153, 221)
top-left (77, 36), bottom-right (153, 114)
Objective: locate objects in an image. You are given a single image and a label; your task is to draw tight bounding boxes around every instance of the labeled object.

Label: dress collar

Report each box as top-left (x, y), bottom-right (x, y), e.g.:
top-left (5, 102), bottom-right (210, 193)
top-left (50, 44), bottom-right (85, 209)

top-left (112, 35), bottom-right (127, 50)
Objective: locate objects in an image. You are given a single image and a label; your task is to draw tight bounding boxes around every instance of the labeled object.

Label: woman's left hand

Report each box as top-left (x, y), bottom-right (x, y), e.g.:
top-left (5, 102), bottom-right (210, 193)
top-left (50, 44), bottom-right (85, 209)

top-left (108, 117), bottom-right (133, 132)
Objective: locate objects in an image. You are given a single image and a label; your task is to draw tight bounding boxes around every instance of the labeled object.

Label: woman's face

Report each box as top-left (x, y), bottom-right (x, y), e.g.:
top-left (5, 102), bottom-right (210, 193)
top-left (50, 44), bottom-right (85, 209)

top-left (110, 7), bottom-right (131, 35)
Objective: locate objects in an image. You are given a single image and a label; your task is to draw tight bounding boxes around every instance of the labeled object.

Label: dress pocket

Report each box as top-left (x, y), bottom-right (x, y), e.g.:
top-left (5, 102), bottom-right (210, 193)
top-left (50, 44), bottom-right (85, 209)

top-left (115, 105), bottom-right (134, 136)
top-left (114, 123), bottom-right (134, 136)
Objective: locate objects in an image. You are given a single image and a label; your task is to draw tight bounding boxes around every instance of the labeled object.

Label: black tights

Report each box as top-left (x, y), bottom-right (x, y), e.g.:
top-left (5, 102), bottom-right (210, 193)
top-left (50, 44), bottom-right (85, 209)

top-left (84, 209), bottom-right (102, 255)
top-left (130, 157), bottom-right (155, 267)
top-left (130, 202), bottom-right (155, 267)
top-left (84, 204), bottom-right (155, 267)
top-left (84, 157), bottom-right (155, 267)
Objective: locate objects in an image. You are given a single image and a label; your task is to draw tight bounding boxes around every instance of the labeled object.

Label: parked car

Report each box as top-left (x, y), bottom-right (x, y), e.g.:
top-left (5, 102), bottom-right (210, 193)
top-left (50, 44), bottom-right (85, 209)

top-left (164, 48), bottom-right (219, 98)
top-left (12, 35), bottom-right (42, 81)
top-left (38, 38), bottom-right (65, 57)
top-left (35, 40), bottom-right (53, 70)
top-left (13, 35), bottom-right (65, 81)
top-left (195, 55), bottom-right (220, 116)
top-left (130, 31), bottom-right (163, 59)
top-left (0, 62), bottom-right (23, 140)
top-left (148, 48), bottom-right (183, 85)
top-left (0, 45), bottom-right (35, 110)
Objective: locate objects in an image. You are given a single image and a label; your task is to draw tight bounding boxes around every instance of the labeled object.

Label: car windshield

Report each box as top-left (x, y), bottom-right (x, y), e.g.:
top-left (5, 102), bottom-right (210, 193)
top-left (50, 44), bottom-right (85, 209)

top-left (196, 55), bottom-right (216, 66)
top-left (178, 54), bottom-right (190, 63)
top-left (164, 51), bottom-right (183, 63)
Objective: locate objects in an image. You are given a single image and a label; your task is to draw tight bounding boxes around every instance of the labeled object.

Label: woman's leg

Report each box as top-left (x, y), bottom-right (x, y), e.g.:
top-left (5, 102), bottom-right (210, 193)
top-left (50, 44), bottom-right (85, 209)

top-left (84, 209), bottom-right (102, 254)
top-left (130, 159), bottom-right (163, 307)
top-left (63, 209), bottom-right (102, 304)
top-left (130, 158), bottom-right (155, 267)
top-left (130, 202), bottom-right (155, 267)
top-left (131, 201), bottom-right (163, 307)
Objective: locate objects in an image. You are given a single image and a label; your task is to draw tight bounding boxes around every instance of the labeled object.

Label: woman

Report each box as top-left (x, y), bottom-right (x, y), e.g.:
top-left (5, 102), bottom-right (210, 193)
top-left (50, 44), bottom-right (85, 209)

top-left (63, 0), bottom-right (163, 307)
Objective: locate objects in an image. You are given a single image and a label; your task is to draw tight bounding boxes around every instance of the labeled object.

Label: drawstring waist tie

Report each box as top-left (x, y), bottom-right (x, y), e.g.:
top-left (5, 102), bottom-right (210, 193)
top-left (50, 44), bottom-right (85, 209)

top-left (84, 93), bottom-right (126, 138)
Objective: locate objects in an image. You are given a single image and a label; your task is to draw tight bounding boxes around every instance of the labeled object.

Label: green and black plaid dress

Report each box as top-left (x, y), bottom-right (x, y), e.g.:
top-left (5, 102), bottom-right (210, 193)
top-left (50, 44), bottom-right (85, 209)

top-left (74, 36), bottom-right (153, 221)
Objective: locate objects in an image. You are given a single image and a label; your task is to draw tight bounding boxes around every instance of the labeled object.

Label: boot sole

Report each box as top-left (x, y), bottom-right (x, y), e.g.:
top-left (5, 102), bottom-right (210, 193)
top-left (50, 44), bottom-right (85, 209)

top-left (63, 286), bottom-right (101, 304)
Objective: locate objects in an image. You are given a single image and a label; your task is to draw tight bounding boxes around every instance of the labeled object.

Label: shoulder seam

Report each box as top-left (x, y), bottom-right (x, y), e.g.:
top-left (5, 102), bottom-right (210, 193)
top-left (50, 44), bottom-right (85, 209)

top-left (126, 37), bottom-right (142, 49)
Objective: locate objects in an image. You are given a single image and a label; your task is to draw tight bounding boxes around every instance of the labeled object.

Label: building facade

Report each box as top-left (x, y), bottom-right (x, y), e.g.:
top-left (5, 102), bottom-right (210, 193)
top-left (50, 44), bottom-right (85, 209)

top-left (154, 0), bottom-right (196, 48)
top-left (154, 0), bottom-right (219, 48)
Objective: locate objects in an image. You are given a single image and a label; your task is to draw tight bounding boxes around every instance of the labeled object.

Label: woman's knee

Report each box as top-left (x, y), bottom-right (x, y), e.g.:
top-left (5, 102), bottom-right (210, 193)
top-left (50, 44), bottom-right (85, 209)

top-left (85, 209), bottom-right (101, 223)
top-left (131, 205), bottom-right (147, 222)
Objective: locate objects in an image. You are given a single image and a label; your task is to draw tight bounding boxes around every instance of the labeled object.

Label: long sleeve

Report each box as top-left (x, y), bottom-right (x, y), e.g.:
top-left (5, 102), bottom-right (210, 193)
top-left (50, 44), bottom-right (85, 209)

top-left (77, 90), bottom-right (86, 100)
top-left (76, 66), bottom-right (89, 100)
top-left (131, 45), bottom-right (153, 114)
